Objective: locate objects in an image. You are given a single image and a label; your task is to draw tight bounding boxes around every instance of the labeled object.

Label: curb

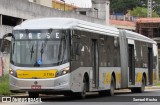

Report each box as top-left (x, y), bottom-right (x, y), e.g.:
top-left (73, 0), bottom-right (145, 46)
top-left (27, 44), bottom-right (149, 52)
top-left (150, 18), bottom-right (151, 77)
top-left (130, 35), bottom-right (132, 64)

top-left (145, 86), bottom-right (160, 89)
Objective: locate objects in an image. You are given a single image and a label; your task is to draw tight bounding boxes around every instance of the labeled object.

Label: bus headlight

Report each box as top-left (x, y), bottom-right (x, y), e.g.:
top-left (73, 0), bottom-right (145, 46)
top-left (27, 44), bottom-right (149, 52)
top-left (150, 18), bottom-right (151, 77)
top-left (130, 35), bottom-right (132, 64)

top-left (9, 68), bottom-right (17, 77)
top-left (56, 67), bottom-right (70, 77)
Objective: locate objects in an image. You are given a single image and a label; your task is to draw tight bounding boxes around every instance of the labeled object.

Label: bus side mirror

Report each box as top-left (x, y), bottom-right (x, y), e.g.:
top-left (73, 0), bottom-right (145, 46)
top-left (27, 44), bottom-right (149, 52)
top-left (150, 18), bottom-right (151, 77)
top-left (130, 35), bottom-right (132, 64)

top-left (0, 33), bottom-right (13, 52)
top-left (76, 43), bottom-right (82, 55)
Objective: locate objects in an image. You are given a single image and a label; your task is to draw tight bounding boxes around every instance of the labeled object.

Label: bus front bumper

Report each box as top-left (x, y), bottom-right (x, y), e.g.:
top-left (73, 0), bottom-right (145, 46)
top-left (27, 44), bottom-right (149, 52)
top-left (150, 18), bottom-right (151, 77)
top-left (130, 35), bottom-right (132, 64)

top-left (9, 73), bottom-right (71, 92)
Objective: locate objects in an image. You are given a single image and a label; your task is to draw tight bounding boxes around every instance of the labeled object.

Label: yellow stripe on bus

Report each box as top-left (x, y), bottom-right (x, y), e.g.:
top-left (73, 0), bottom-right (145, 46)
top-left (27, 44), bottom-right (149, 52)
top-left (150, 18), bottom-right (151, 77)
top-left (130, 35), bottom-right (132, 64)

top-left (16, 70), bottom-right (58, 79)
top-left (116, 72), bottom-right (121, 83)
top-left (136, 72), bottom-right (142, 82)
top-left (104, 72), bottom-right (111, 84)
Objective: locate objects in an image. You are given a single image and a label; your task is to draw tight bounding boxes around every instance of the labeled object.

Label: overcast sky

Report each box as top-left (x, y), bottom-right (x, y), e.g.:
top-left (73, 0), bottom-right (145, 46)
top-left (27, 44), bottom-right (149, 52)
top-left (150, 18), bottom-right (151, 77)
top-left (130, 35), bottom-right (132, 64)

top-left (58, 0), bottom-right (92, 7)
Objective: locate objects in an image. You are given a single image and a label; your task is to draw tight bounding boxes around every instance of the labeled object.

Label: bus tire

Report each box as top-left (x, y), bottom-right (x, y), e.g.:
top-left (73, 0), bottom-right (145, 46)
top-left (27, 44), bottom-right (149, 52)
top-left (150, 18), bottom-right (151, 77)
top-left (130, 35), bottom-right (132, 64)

top-left (101, 76), bottom-right (115, 96)
top-left (28, 92), bottom-right (39, 98)
top-left (137, 76), bottom-right (145, 93)
top-left (76, 77), bottom-right (87, 99)
top-left (99, 90), bottom-right (107, 96)
top-left (108, 76), bottom-right (115, 96)
top-left (131, 76), bottom-right (145, 93)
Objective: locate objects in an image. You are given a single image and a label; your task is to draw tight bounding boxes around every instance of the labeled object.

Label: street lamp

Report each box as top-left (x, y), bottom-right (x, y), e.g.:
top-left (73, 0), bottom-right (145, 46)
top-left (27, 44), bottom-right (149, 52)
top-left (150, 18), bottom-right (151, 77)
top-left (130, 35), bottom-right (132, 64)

top-left (60, 0), bottom-right (65, 11)
top-left (94, 8), bottom-right (98, 18)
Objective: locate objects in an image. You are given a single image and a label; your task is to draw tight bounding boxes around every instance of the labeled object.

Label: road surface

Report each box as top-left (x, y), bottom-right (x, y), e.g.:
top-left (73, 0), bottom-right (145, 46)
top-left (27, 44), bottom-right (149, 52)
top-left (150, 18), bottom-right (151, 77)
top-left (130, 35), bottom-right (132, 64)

top-left (1, 89), bottom-right (160, 105)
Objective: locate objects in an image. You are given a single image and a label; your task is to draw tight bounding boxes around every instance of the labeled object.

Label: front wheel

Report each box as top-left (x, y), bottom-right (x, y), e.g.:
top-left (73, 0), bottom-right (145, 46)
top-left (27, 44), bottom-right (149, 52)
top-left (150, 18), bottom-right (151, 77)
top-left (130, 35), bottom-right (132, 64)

top-left (76, 78), bottom-right (87, 99)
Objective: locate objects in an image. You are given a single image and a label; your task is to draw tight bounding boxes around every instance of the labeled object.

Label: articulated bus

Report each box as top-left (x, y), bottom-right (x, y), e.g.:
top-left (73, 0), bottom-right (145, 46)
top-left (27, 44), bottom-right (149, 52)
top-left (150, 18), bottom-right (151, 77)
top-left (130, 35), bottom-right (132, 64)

top-left (1, 18), bottom-right (158, 98)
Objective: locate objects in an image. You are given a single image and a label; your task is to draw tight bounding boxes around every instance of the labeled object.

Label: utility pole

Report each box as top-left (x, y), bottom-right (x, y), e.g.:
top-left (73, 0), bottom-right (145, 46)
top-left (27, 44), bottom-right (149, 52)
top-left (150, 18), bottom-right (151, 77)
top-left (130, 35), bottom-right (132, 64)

top-left (148, 0), bottom-right (152, 17)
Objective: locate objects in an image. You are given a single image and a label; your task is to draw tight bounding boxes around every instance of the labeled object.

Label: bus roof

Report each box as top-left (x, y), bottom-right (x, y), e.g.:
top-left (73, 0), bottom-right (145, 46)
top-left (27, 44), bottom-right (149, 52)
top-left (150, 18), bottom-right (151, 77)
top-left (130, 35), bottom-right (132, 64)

top-left (14, 18), bottom-right (119, 37)
top-left (124, 30), bottom-right (156, 44)
top-left (14, 18), bottom-right (156, 44)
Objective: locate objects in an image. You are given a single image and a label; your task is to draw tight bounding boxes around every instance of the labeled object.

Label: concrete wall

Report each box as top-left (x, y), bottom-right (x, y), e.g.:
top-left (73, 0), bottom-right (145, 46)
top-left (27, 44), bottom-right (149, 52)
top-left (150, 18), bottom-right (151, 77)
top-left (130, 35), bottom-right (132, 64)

top-left (0, 25), bottom-right (13, 37)
top-left (92, 0), bottom-right (110, 24)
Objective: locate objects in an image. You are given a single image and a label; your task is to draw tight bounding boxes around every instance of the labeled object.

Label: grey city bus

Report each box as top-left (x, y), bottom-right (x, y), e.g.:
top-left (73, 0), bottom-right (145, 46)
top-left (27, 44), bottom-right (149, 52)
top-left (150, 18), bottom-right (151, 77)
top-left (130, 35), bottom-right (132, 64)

top-left (1, 18), bottom-right (158, 98)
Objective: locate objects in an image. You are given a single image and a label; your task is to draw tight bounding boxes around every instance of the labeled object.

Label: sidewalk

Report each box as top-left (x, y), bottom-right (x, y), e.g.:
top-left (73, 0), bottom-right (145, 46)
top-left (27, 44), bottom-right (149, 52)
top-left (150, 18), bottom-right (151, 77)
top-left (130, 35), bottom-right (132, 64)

top-left (145, 86), bottom-right (160, 89)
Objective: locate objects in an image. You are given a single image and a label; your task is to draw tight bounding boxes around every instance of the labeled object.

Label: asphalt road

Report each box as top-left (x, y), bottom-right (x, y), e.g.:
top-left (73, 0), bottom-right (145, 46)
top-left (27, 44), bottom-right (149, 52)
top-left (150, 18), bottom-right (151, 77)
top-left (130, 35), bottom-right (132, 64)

top-left (1, 89), bottom-right (160, 105)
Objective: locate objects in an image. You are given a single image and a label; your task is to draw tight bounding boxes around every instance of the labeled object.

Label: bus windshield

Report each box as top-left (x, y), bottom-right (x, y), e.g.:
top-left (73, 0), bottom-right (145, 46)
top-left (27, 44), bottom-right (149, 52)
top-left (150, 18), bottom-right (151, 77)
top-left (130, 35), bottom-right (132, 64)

top-left (11, 30), bottom-right (69, 67)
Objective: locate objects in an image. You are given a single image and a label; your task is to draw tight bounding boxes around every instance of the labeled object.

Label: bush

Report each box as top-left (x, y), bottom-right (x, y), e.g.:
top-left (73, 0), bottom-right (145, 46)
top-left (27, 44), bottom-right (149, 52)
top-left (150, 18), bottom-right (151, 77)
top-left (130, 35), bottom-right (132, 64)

top-left (0, 75), bottom-right (11, 95)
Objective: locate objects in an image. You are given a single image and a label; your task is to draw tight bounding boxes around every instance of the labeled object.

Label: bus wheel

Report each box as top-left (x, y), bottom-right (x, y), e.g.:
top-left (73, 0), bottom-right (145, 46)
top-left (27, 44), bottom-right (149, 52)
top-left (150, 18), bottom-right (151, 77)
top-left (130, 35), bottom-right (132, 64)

top-left (99, 90), bottom-right (107, 96)
top-left (99, 76), bottom-right (115, 96)
top-left (131, 76), bottom-right (145, 93)
top-left (76, 78), bottom-right (87, 99)
top-left (137, 76), bottom-right (145, 93)
top-left (28, 92), bottom-right (39, 98)
top-left (106, 76), bottom-right (115, 96)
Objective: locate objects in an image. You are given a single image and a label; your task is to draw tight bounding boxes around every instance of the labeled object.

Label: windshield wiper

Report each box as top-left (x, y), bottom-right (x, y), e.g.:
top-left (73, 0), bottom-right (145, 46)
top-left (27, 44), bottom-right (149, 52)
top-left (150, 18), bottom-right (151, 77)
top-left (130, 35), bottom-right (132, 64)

top-left (30, 45), bottom-right (34, 60)
top-left (24, 29), bottom-right (35, 60)
top-left (40, 43), bottom-right (44, 61)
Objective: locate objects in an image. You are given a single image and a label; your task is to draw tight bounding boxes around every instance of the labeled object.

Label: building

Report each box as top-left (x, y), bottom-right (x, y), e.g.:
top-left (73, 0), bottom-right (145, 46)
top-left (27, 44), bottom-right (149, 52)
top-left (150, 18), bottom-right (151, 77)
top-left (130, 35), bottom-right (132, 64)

top-left (136, 18), bottom-right (160, 39)
top-left (110, 20), bottom-right (136, 31)
top-left (28, 0), bottom-right (110, 24)
top-left (52, 0), bottom-right (78, 11)
top-left (29, 0), bottom-right (52, 8)
top-left (75, 0), bottom-right (110, 25)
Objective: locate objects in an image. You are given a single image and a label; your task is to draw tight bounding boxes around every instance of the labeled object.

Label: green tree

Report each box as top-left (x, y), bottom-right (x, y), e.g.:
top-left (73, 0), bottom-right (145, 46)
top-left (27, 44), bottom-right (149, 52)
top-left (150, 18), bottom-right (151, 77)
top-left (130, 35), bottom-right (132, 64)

top-left (110, 0), bottom-right (160, 16)
top-left (110, 0), bottom-right (141, 14)
top-left (129, 7), bottom-right (159, 17)
top-left (152, 0), bottom-right (160, 16)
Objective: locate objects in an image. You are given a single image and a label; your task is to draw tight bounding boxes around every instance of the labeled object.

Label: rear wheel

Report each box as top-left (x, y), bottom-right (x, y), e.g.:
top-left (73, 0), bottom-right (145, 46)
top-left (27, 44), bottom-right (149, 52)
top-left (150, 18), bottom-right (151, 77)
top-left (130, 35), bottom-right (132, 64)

top-left (107, 76), bottom-right (115, 96)
top-left (28, 92), bottom-right (39, 98)
top-left (131, 76), bottom-right (145, 93)
top-left (137, 76), bottom-right (145, 93)
top-left (99, 76), bottom-right (115, 96)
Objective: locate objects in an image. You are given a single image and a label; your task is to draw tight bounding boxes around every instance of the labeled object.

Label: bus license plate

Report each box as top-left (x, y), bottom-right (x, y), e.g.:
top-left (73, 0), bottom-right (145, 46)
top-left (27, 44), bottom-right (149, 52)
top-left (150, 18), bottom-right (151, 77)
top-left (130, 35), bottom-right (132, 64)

top-left (31, 85), bottom-right (41, 89)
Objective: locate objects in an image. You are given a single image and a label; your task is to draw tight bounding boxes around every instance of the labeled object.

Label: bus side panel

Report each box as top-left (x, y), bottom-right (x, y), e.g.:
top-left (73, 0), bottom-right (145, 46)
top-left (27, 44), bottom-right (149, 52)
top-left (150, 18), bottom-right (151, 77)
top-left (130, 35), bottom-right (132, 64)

top-left (134, 40), bottom-right (148, 87)
top-left (70, 30), bottom-right (122, 92)
top-left (98, 35), bottom-right (121, 89)
top-left (70, 30), bottom-right (94, 92)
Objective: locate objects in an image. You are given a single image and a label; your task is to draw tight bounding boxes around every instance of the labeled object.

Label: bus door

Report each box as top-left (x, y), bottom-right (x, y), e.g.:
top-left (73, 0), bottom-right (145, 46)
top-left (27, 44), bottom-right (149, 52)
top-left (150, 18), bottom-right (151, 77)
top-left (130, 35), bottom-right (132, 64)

top-left (148, 47), bottom-right (153, 85)
top-left (128, 44), bottom-right (135, 85)
top-left (92, 39), bottom-right (99, 88)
